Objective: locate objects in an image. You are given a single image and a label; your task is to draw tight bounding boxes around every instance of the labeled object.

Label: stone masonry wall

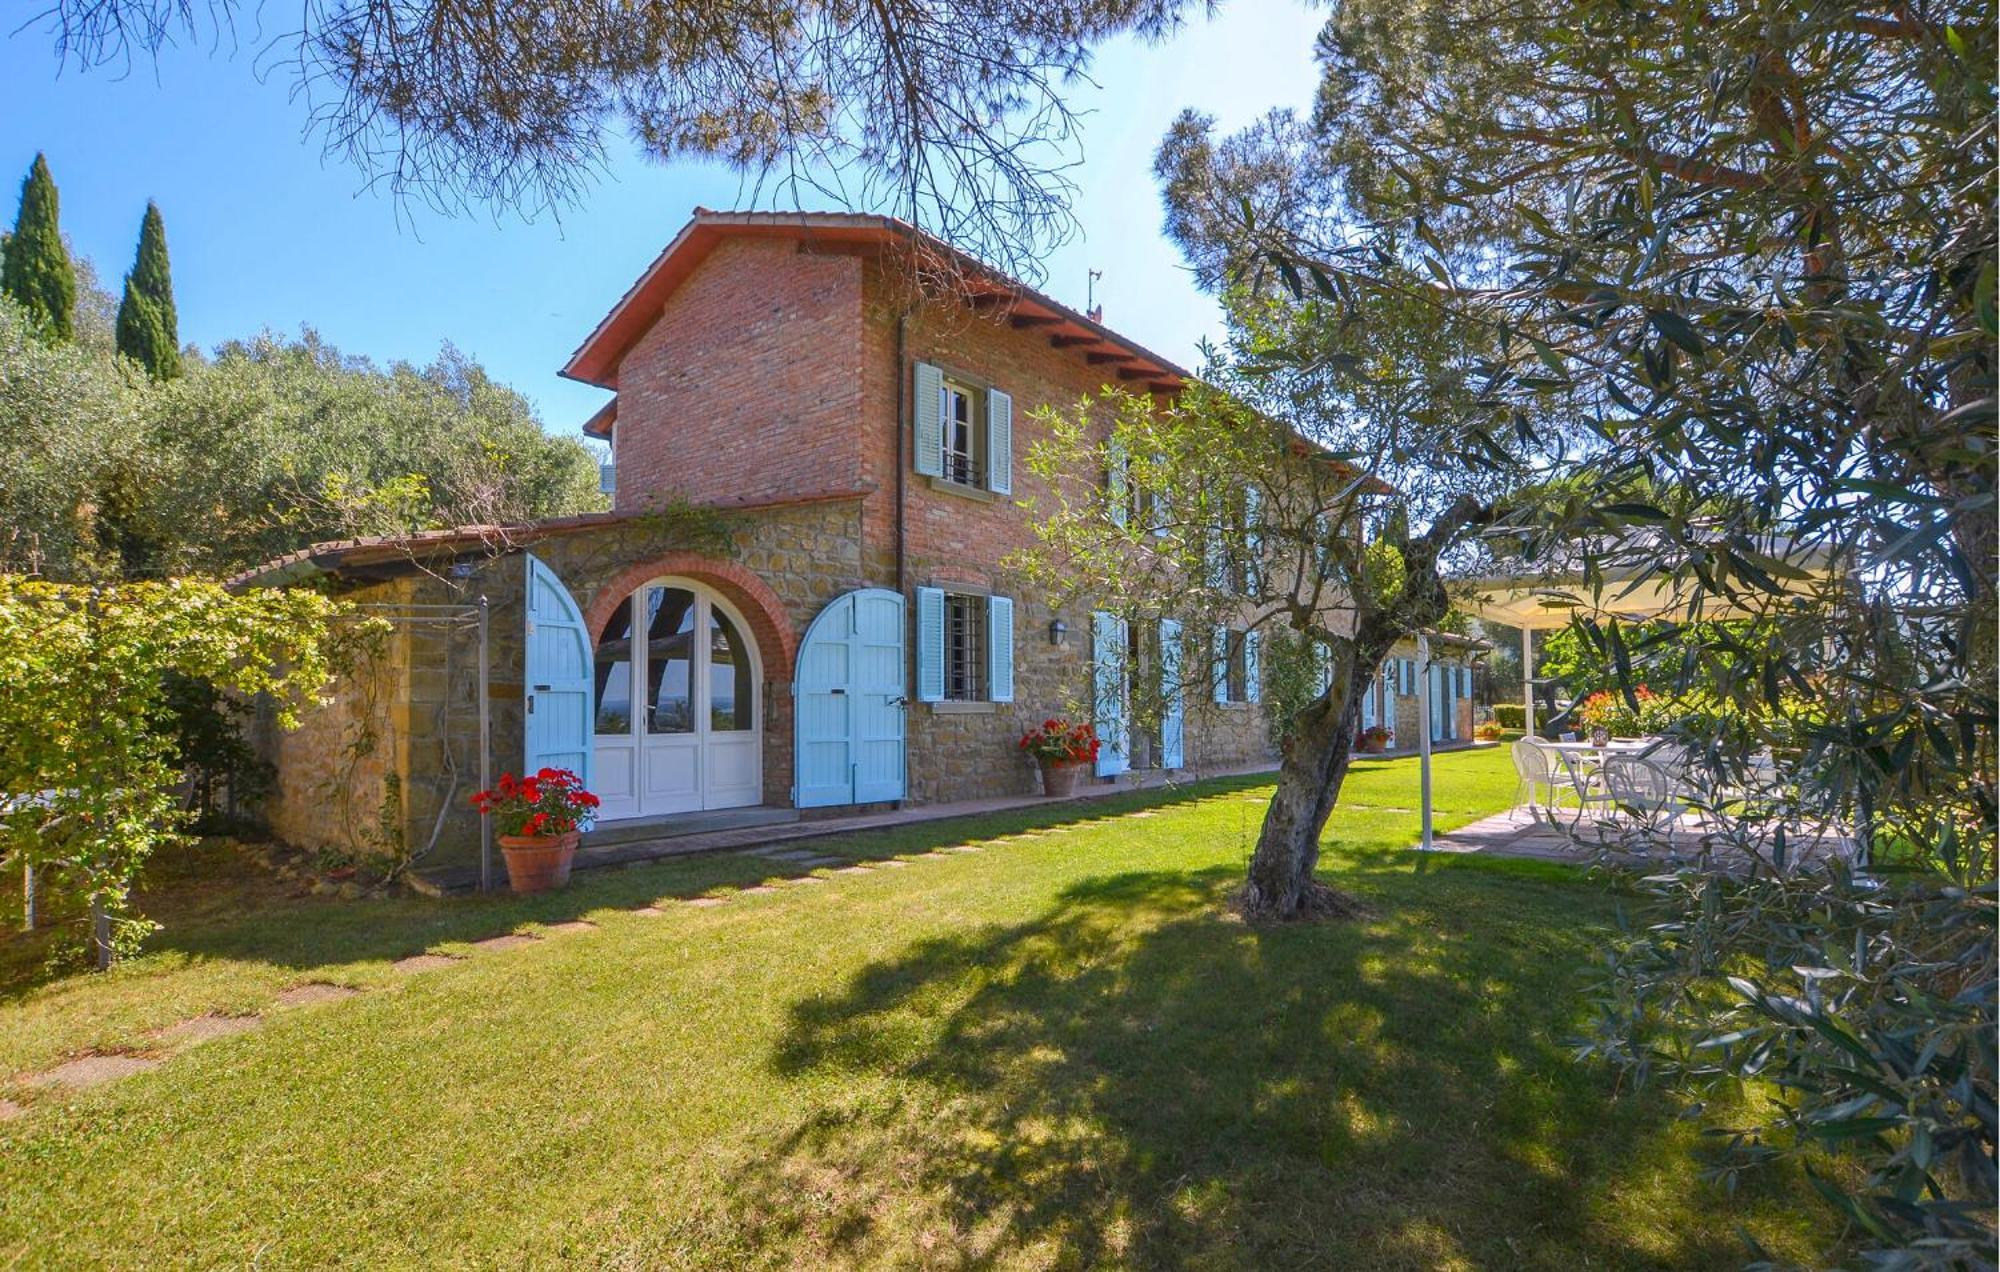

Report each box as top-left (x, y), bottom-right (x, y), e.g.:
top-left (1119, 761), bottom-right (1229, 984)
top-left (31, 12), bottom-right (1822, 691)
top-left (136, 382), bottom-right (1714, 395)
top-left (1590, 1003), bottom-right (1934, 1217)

top-left (256, 576), bottom-right (416, 865)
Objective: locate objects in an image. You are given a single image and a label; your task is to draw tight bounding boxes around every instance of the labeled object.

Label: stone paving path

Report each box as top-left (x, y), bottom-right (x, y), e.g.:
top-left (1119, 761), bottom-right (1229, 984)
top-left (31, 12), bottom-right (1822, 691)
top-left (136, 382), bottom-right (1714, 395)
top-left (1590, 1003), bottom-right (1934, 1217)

top-left (0, 816), bottom-right (1086, 1118)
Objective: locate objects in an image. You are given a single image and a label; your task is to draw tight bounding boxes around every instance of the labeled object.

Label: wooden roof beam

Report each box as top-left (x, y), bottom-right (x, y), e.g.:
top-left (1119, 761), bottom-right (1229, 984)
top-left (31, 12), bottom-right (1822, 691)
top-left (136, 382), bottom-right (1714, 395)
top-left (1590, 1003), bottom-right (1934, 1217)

top-left (1010, 313), bottom-right (1062, 329)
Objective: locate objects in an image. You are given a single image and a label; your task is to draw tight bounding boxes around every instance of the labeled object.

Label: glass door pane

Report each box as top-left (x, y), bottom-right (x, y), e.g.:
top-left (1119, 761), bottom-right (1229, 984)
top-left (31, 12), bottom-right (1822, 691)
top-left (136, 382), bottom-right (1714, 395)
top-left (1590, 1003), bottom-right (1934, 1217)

top-left (708, 606), bottom-right (754, 731)
top-left (593, 597), bottom-right (636, 735)
top-left (643, 587), bottom-right (697, 734)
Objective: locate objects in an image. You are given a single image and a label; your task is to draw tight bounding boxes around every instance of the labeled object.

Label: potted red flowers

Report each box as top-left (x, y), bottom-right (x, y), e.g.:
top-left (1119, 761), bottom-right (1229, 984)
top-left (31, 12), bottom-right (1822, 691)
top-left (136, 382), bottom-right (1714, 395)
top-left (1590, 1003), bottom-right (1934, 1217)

top-left (1018, 718), bottom-right (1099, 797)
top-left (469, 768), bottom-right (601, 893)
top-left (1358, 725), bottom-right (1392, 754)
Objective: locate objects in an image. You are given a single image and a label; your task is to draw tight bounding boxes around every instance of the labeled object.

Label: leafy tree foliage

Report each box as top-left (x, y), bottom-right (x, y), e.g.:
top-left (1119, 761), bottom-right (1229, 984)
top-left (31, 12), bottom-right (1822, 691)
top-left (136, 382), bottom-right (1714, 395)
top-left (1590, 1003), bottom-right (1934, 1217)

top-left (0, 577), bottom-right (351, 963)
top-left (1158, 0), bottom-right (1994, 1259)
top-left (29, 0), bottom-right (1188, 273)
top-left (0, 294), bottom-right (604, 581)
top-left (115, 201), bottom-right (181, 380)
top-left (1, 154), bottom-right (77, 342)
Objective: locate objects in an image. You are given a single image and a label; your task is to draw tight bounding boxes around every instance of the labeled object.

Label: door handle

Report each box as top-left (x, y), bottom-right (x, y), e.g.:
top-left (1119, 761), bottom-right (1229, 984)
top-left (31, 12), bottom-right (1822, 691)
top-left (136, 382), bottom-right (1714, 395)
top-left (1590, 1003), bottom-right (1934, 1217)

top-left (887, 696), bottom-right (908, 709)
top-left (829, 688), bottom-right (846, 695)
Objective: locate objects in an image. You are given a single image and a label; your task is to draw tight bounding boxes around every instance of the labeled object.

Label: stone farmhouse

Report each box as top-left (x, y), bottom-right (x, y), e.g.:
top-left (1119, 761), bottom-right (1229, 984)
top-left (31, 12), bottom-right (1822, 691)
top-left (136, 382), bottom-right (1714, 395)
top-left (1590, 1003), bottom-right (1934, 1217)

top-left (235, 210), bottom-right (1482, 884)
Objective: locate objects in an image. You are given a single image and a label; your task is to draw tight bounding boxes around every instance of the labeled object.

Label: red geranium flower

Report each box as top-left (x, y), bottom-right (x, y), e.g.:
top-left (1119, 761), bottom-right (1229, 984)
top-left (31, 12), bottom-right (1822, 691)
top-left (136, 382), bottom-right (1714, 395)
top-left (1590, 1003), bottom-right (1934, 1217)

top-left (469, 766), bottom-right (602, 838)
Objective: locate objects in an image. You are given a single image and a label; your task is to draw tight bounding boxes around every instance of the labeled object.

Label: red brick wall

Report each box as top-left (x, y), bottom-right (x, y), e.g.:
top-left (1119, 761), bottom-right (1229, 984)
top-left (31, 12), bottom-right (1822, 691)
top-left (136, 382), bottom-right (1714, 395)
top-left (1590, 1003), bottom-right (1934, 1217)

top-left (610, 238), bottom-right (866, 512)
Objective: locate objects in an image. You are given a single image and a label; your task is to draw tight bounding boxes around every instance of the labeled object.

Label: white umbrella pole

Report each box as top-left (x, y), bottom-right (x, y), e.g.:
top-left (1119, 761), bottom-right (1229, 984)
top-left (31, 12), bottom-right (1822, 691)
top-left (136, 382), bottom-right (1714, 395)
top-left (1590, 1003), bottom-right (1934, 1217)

top-left (1418, 633), bottom-right (1434, 850)
top-left (1521, 626), bottom-right (1535, 739)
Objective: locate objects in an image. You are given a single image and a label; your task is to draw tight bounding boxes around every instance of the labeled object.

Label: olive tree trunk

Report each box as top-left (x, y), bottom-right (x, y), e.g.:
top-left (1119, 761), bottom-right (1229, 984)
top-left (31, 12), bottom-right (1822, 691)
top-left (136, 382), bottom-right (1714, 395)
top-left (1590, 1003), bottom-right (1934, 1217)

top-left (1238, 624), bottom-right (1397, 921)
top-left (1236, 497), bottom-right (1478, 922)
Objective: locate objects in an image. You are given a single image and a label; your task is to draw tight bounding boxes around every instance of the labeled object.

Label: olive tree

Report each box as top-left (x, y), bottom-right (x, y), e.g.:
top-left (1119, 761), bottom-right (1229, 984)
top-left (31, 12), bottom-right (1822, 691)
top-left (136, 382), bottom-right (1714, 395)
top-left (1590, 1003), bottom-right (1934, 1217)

top-left (1016, 283), bottom-right (1542, 920)
top-left (1156, 0), bottom-right (1994, 1257)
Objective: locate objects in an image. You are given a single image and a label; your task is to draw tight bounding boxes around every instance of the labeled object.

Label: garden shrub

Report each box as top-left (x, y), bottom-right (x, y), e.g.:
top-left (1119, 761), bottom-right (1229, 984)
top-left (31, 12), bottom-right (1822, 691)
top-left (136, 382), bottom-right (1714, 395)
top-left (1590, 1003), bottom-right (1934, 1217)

top-left (0, 577), bottom-right (354, 965)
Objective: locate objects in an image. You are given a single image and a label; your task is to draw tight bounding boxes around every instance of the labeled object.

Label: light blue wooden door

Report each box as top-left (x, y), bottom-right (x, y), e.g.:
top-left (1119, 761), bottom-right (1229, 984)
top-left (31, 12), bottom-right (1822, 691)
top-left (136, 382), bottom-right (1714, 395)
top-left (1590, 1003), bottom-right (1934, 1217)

top-left (796, 589), bottom-right (906, 807)
top-left (1159, 618), bottom-right (1184, 770)
top-left (1093, 611), bottom-right (1129, 778)
top-left (524, 553), bottom-right (593, 788)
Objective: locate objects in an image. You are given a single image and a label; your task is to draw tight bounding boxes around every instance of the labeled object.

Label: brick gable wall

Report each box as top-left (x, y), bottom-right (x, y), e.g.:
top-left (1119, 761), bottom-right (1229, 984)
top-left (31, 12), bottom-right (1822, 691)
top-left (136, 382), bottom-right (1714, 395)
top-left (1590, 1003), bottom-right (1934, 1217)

top-left (610, 237), bottom-right (866, 513)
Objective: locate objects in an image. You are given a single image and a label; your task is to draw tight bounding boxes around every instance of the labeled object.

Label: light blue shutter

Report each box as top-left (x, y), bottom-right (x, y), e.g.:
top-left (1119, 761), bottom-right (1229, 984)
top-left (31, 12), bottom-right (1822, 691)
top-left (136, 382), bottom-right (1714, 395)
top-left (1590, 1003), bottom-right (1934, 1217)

top-left (1313, 641), bottom-right (1332, 696)
top-left (1107, 435), bottom-right (1129, 528)
top-left (1092, 612), bottom-right (1129, 777)
top-left (1213, 626), bottom-right (1229, 704)
top-left (913, 362), bottom-right (943, 478)
top-left (523, 554), bottom-right (593, 791)
top-left (986, 388), bottom-right (1013, 495)
top-left (1245, 630), bottom-right (1262, 704)
top-left (1159, 618), bottom-right (1184, 769)
top-left (915, 586), bottom-right (945, 702)
top-left (987, 595), bottom-right (1014, 702)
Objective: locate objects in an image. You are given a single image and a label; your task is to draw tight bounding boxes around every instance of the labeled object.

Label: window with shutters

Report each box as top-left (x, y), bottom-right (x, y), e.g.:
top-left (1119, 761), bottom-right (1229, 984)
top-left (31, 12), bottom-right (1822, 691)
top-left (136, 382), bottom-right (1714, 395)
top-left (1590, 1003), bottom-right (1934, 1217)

top-left (939, 378), bottom-right (985, 488)
top-left (943, 592), bottom-right (989, 701)
top-left (1220, 628), bottom-right (1250, 704)
top-left (1216, 487), bottom-right (1259, 594)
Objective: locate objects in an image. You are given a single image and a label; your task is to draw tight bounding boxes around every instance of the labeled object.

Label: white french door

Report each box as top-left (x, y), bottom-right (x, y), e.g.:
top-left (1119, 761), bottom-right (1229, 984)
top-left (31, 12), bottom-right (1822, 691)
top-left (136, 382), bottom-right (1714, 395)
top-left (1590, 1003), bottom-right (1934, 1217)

top-left (591, 581), bottom-right (761, 820)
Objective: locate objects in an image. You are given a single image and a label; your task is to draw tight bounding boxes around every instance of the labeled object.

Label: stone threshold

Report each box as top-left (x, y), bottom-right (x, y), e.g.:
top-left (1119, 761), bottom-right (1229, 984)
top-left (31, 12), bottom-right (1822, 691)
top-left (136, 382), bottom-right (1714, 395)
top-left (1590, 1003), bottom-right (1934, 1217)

top-left (414, 760), bottom-right (1282, 895)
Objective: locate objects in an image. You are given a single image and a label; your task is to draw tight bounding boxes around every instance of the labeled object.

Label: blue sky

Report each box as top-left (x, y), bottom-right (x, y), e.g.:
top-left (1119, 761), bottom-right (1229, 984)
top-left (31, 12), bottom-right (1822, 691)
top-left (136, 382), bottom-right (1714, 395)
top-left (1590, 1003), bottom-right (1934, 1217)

top-left (1, 0), bottom-right (1321, 440)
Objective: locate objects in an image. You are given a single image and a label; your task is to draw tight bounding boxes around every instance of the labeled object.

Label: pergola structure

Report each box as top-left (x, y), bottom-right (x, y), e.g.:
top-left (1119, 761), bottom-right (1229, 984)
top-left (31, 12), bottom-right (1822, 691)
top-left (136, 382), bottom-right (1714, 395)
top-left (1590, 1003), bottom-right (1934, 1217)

top-left (1409, 532), bottom-right (1847, 849)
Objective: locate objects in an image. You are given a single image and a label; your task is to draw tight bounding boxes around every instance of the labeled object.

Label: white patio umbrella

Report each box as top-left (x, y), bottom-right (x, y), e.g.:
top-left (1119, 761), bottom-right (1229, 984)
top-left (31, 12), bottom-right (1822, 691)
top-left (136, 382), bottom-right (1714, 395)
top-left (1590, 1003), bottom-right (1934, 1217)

top-left (1413, 531), bottom-right (1846, 849)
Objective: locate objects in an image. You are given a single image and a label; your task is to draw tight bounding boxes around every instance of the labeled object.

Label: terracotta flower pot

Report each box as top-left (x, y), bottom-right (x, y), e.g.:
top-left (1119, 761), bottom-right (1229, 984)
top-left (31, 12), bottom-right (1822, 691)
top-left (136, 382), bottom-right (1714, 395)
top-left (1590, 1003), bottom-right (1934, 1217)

top-left (1039, 759), bottom-right (1085, 798)
top-left (499, 830), bottom-right (580, 894)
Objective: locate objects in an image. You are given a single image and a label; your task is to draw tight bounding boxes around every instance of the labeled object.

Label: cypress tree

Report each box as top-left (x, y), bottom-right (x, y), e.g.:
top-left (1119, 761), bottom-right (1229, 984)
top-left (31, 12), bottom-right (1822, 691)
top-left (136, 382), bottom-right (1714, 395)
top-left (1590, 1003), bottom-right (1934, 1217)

top-left (1, 154), bottom-right (77, 342)
top-left (115, 201), bottom-right (182, 379)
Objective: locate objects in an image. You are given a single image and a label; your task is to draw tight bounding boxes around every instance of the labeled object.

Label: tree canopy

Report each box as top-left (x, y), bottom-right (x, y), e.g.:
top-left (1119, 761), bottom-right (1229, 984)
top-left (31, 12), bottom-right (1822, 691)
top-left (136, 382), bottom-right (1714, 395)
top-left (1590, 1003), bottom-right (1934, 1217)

top-left (0, 287), bottom-right (604, 582)
top-left (28, 0), bottom-right (1195, 273)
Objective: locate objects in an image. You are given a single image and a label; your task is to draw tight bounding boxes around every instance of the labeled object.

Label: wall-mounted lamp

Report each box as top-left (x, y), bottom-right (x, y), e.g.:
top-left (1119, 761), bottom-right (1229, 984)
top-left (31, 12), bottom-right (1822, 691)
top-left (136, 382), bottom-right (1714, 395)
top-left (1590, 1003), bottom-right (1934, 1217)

top-left (1048, 619), bottom-right (1068, 647)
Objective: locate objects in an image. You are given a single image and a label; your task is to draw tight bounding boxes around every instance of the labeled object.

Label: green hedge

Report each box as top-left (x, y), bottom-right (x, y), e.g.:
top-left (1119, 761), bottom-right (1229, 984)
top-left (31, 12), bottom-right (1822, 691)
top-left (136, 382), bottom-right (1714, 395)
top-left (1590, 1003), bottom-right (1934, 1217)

top-left (1492, 703), bottom-right (1525, 729)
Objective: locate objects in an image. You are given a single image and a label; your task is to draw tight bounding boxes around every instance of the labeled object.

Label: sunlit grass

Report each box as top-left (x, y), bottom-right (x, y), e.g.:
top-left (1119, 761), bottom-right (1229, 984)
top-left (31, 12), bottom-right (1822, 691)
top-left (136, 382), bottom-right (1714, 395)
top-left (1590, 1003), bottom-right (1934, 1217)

top-left (0, 748), bottom-right (1841, 1267)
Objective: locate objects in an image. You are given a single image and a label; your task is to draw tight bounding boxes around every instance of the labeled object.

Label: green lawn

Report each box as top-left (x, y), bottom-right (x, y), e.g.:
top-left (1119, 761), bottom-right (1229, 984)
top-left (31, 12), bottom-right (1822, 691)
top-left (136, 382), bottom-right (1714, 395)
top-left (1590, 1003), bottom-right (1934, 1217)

top-left (0, 748), bottom-right (1840, 1268)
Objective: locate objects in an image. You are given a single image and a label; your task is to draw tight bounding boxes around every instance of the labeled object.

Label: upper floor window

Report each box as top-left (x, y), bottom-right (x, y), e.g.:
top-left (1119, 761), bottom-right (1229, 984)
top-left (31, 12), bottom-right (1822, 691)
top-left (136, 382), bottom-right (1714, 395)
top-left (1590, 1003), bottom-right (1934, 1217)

top-left (940, 378), bottom-right (984, 488)
top-left (913, 361), bottom-right (1013, 496)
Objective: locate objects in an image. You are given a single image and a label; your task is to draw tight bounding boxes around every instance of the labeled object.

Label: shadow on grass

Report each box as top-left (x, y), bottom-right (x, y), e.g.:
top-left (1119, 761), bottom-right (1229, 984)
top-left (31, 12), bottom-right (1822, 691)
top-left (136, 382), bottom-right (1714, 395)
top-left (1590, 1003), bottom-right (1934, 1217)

top-left (727, 865), bottom-right (1826, 1270)
top-left (0, 771), bottom-right (1283, 997)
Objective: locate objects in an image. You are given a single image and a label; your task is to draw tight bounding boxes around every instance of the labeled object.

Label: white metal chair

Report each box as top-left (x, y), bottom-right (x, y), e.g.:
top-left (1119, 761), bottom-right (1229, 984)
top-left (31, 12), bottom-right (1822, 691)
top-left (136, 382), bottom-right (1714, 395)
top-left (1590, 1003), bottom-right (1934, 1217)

top-left (1600, 754), bottom-right (1697, 831)
top-left (1511, 738), bottom-right (1557, 809)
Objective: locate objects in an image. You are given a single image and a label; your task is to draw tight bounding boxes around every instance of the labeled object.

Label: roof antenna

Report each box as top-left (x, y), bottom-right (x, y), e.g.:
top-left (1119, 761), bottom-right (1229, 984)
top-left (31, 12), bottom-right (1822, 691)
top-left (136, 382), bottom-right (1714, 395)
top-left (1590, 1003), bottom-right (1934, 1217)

top-left (1086, 269), bottom-right (1103, 325)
